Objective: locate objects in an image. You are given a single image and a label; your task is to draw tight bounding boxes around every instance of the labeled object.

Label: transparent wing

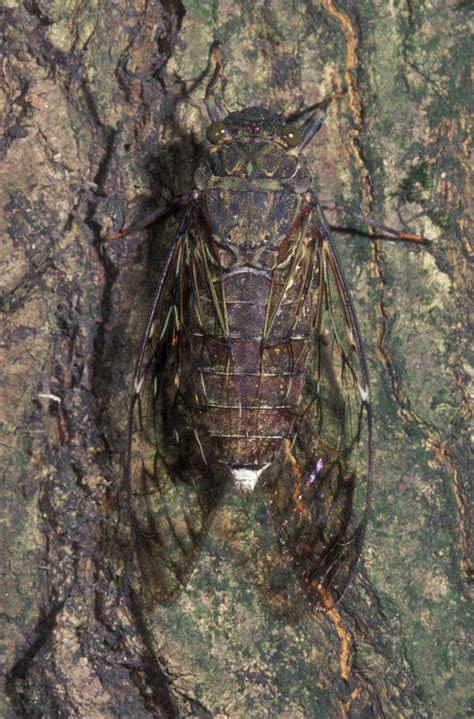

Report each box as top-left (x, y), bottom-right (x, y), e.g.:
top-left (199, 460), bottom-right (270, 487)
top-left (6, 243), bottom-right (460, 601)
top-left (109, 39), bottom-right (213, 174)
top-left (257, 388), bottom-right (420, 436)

top-left (262, 203), bottom-right (373, 611)
top-left (127, 203), bottom-right (224, 604)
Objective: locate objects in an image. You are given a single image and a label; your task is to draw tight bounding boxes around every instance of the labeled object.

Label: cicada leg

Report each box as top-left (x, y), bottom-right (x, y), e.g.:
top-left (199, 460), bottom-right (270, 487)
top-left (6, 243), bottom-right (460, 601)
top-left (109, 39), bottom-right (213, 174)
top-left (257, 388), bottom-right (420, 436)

top-left (323, 202), bottom-right (429, 244)
top-left (104, 198), bottom-right (186, 242)
top-left (204, 40), bottom-right (229, 122)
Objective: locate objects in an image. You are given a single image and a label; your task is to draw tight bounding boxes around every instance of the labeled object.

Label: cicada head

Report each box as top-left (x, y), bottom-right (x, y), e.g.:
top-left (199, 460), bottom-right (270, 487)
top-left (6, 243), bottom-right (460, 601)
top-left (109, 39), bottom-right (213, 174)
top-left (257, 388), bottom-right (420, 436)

top-left (206, 105), bottom-right (312, 150)
top-left (206, 102), bottom-right (326, 156)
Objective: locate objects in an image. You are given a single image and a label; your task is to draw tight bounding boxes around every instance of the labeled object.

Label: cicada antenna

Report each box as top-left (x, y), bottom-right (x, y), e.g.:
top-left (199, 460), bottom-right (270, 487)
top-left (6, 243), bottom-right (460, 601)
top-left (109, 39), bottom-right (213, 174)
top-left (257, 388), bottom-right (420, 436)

top-left (284, 86), bottom-right (349, 150)
top-left (279, 97), bottom-right (300, 119)
top-left (286, 85), bottom-right (347, 124)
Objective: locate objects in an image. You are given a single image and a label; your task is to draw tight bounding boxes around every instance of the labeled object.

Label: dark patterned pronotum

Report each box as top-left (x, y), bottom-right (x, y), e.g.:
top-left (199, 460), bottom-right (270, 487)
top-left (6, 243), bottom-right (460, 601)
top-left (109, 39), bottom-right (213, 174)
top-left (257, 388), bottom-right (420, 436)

top-left (127, 65), bottom-right (375, 610)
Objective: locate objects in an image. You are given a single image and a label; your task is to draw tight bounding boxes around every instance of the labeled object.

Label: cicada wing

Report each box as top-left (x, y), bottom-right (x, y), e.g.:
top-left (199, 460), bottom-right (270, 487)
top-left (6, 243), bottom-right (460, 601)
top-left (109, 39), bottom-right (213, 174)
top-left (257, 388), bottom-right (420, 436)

top-left (263, 205), bottom-right (372, 611)
top-left (128, 204), bottom-right (223, 604)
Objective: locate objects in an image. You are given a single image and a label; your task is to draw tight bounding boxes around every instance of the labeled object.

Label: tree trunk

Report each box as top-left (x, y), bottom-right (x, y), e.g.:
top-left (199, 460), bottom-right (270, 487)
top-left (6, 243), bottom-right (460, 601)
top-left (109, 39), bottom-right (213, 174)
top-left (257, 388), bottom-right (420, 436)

top-left (1, 1), bottom-right (470, 717)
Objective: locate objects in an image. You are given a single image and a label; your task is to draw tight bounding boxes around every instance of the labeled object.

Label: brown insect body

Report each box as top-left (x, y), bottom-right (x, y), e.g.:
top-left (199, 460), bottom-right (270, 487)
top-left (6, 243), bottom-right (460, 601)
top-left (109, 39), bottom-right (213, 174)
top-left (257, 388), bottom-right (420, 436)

top-left (189, 108), bottom-right (317, 487)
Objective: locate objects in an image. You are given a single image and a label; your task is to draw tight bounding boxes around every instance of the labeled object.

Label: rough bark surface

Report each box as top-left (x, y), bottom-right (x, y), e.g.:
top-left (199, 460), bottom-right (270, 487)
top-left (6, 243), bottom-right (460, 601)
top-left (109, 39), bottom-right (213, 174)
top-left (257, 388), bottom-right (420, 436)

top-left (1, 1), bottom-right (471, 717)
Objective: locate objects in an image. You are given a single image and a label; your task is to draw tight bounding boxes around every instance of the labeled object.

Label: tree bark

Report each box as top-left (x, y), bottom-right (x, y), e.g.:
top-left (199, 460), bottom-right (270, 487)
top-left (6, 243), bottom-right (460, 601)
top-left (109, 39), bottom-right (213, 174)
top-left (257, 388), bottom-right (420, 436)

top-left (1, 1), bottom-right (471, 717)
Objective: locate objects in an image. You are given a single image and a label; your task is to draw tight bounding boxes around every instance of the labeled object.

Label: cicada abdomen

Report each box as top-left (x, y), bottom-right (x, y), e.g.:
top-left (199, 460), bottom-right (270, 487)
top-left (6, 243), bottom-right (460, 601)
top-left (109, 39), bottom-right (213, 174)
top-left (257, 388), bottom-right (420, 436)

top-left (128, 75), bottom-right (372, 609)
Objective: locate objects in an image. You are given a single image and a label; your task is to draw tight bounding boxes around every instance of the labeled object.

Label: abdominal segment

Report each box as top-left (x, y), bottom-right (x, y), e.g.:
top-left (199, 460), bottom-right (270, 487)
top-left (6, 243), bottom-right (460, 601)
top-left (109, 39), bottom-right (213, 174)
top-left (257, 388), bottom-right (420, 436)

top-left (189, 263), bottom-right (314, 473)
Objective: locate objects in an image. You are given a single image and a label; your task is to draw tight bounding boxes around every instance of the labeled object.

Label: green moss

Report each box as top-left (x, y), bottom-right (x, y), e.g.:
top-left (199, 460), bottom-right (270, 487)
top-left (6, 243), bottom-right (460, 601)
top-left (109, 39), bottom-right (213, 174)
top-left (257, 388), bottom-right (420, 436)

top-left (397, 160), bottom-right (433, 203)
top-left (185, 0), bottom-right (215, 25)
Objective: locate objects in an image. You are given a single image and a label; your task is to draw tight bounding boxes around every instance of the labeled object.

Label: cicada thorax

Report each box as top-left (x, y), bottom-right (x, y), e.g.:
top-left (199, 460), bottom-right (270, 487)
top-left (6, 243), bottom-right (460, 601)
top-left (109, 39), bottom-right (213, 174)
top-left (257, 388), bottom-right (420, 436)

top-left (188, 134), bottom-right (317, 489)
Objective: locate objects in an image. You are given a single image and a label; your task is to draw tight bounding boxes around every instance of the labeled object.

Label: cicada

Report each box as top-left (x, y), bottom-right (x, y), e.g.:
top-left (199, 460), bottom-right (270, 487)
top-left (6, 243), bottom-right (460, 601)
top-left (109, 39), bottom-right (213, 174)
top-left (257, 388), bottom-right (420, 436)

top-left (127, 62), bottom-right (374, 611)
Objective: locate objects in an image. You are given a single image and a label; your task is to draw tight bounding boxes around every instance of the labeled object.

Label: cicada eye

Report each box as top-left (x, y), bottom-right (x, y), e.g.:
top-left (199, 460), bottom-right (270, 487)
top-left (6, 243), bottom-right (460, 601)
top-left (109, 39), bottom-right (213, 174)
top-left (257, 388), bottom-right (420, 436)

top-left (206, 121), bottom-right (228, 144)
top-left (279, 124), bottom-right (302, 148)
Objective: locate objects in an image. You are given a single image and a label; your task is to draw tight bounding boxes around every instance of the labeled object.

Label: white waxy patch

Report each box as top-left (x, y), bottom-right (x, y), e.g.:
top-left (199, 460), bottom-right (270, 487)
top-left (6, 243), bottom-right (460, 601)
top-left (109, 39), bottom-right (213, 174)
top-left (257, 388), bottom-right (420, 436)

top-left (134, 376), bottom-right (145, 395)
top-left (231, 465), bottom-right (269, 493)
top-left (357, 381), bottom-right (370, 402)
top-left (38, 393), bottom-right (61, 403)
